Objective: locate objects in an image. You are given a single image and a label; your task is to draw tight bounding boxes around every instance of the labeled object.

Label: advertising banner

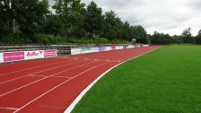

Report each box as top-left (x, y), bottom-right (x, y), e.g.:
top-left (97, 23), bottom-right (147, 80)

top-left (24, 50), bottom-right (44, 60)
top-left (142, 44), bottom-right (149, 47)
top-left (0, 53), bottom-right (3, 63)
top-left (111, 46), bottom-right (116, 50)
top-left (44, 49), bottom-right (57, 58)
top-left (116, 46), bottom-right (124, 50)
top-left (99, 46), bottom-right (106, 52)
top-left (3, 51), bottom-right (24, 62)
top-left (105, 47), bottom-right (111, 51)
top-left (90, 47), bottom-right (99, 53)
top-left (81, 47), bottom-right (91, 54)
top-left (127, 45), bottom-right (135, 49)
top-left (71, 48), bottom-right (81, 55)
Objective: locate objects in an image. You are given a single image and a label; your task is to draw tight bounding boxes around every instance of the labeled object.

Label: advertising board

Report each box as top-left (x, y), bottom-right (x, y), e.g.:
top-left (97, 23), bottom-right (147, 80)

top-left (24, 50), bottom-right (44, 60)
top-left (105, 47), bottom-right (111, 51)
top-left (90, 47), bottom-right (99, 53)
top-left (44, 49), bottom-right (57, 58)
top-left (116, 46), bottom-right (124, 50)
top-left (81, 47), bottom-right (91, 54)
top-left (127, 45), bottom-right (135, 49)
top-left (111, 46), bottom-right (116, 50)
top-left (3, 52), bottom-right (24, 62)
top-left (71, 48), bottom-right (81, 55)
top-left (0, 53), bottom-right (3, 63)
top-left (99, 47), bottom-right (106, 52)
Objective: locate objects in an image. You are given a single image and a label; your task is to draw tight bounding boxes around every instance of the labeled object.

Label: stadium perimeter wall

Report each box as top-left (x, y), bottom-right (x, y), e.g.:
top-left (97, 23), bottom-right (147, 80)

top-left (0, 44), bottom-right (149, 63)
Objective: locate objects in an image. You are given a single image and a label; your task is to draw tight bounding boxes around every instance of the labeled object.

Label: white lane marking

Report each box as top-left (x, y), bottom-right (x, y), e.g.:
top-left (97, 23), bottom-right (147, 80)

top-left (0, 59), bottom-right (74, 76)
top-left (0, 61), bottom-right (98, 97)
top-left (14, 62), bottom-right (110, 113)
top-left (0, 60), bottom-right (87, 84)
top-left (65, 46), bottom-right (162, 113)
top-left (0, 106), bottom-right (19, 110)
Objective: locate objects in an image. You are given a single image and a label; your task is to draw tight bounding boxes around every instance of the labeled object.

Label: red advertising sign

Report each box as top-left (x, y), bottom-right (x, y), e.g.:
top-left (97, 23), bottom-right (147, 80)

top-left (3, 52), bottom-right (24, 62)
top-left (44, 49), bottom-right (57, 58)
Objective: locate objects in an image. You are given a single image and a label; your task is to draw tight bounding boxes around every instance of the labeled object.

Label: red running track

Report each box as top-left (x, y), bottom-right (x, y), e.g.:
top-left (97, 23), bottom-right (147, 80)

top-left (0, 46), bottom-right (161, 113)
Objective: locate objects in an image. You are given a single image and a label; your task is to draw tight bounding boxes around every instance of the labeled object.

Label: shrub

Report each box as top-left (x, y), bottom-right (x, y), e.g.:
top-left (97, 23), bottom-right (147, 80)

top-left (1, 33), bottom-right (32, 44)
top-left (35, 34), bottom-right (65, 44)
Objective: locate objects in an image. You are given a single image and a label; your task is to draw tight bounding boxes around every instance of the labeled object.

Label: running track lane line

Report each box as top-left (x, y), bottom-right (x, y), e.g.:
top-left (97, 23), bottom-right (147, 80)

top-left (0, 59), bottom-right (74, 76)
top-left (0, 60), bottom-right (88, 84)
top-left (65, 46), bottom-right (162, 113)
top-left (13, 62), bottom-right (110, 113)
top-left (0, 60), bottom-right (98, 97)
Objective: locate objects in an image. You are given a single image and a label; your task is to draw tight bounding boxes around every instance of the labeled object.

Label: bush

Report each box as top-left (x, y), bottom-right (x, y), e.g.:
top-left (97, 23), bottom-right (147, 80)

top-left (34, 34), bottom-right (65, 44)
top-left (1, 33), bottom-right (32, 44)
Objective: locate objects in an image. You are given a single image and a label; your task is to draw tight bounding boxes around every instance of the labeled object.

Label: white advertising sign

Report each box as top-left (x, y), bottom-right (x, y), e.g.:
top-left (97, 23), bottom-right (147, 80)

top-left (116, 46), bottom-right (124, 50)
top-left (105, 47), bottom-right (111, 51)
top-left (71, 48), bottom-right (81, 55)
top-left (0, 53), bottom-right (3, 63)
top-left (90, 47), bottom-right (99, 53)
top-left (24, 50), bottom-right (44, 60)
top-left (127, 45), bottom-right (135, 49)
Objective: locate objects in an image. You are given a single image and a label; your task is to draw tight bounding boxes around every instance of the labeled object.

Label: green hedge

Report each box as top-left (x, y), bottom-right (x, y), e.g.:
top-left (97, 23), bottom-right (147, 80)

top-left (35, 34), bottom-right (65, 44)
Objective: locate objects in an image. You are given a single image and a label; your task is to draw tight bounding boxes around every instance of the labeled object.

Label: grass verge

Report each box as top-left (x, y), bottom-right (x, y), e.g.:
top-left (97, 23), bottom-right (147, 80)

top-left (72, 45), bottom-right (201, 113)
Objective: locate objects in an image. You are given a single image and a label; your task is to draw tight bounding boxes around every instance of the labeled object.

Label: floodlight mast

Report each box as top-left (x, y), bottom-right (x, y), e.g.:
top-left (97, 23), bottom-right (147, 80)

top-left (132, 38), bottom-right (136, 45)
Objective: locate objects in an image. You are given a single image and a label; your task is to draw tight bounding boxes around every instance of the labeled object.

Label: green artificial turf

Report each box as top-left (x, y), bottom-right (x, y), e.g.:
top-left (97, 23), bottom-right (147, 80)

top-left (71, 45), bottom-right (201, 113)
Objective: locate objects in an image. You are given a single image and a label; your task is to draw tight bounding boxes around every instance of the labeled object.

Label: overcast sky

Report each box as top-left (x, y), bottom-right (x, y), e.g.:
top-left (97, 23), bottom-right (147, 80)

top-left (49, 0), bottom-right (201, 36)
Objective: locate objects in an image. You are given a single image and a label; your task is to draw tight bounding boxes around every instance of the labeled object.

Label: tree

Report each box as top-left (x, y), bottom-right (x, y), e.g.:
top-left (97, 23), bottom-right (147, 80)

top-left (0, 0), bottom-right (14, 37)
top-left (53, 0), bottom-right (87, 39)
top-left (150, 31), bottom-right (174, 44)
top-left (84, 1), bottom-right (104, 38)
top-left (102, 10), bottom-right (123, 40)
top-left (181, 27), bottom-right (194, 43)
top-left (195, 29), bottom-right (201, 44)
top-left (122, 21), bottom-right (131, 40)
top-left (41, 14), bottom-right (60, 36)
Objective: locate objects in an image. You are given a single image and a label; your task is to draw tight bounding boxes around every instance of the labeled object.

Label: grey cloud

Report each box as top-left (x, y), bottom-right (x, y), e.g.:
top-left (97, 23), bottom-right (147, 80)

top-left (49, 0), bottom-right (201, 35)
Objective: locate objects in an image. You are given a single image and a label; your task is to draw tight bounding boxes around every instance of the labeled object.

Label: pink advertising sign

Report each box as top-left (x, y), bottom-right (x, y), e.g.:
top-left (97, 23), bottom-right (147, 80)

top-left (24, 50), bottom-right (44, 60)
top-left (44, 49), bottom-right (57, 58)
top-left (0, 53), bottom-right (3, 63)
top-left (3, 52), bottom-right (24, 62)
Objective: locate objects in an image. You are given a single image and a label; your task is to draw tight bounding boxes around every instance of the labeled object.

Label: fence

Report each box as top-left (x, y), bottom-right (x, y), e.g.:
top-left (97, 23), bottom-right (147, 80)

top-left (0, 44), bottom-right (149, 64)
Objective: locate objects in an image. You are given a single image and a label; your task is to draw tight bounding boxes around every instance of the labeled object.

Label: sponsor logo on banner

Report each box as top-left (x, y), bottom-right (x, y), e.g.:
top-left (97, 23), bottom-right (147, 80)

top-left (71, 48), bottom-right (81, 55)
top-left (44, 49), bottom-right (57, 58)
top-left (24, 50), bottom-right (44, 60)
top-left (91, 47), bottom-right (99, 53)
top-left (3, 52), bottom-right (24, 62)
top-left (99, 47), bottom-right (106, 52)
top-left (0, 53), bottom-right (3, 63)
top-left (111, 46), bottom-right (116, 50)
top-left (81, 47), bottom-right (91, 54)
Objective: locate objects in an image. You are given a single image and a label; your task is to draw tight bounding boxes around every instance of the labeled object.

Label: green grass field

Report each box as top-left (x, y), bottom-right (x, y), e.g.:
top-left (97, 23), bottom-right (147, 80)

top-left (72, 45), bottom-right (201, 113)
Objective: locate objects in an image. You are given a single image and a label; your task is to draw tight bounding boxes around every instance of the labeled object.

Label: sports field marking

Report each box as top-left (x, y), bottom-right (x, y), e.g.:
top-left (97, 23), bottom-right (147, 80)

top-left (0, 106), bottom-right (19, 110)
top-left (0, 59), bottom-right (74, 76)
top-left (0, 60), bottom-right (98, 97)
top-left (28, 74), bottom-right (73, 79)
top-left (0, 60), bottom-right (87, 84)
top-left (51, 76), bottom-right (73, 79)
top-left (14, 62), bottom-right (110, 113)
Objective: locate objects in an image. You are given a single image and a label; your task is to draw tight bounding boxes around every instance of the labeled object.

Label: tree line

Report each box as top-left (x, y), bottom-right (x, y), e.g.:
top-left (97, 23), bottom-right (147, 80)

top-left (1, 0), bottom-right (201, 44)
